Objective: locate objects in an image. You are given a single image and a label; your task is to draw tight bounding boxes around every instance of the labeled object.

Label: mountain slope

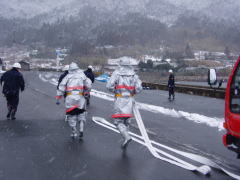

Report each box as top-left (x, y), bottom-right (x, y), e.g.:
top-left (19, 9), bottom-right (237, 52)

top-left (1, 0), bottom-right (240, 50)
top-left (1, 0), bottom-right (240, 25)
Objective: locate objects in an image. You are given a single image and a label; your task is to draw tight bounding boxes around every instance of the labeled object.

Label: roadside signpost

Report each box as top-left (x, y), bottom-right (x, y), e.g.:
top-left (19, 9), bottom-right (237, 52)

top-left (55, 48), bottom-right (68, 71)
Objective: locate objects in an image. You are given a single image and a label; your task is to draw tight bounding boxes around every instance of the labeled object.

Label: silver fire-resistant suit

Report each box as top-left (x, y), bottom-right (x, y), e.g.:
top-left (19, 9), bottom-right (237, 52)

top-left (106, 58), bottom-right (142, 149)
top-left (56, 62), bottom-right (92, 139)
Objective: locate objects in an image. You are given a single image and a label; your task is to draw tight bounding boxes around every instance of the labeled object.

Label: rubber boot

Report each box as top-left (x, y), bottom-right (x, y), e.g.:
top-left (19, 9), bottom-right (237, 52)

top-left (122, 138), bottom-right (132, 149)
top-left (78, 114), bottom-right (85, 141)
top-left (11, 109), bottom-right (17, 120)
top-left (86, 98), bottom-right (90, 106)
top-left (65, 115), bottom-right (68, 122)
top-left (68, 115), bottom-right (78, 139)
top-left (70, 127), bottom-right (78, 139)
top-left (237, 153), bottom-right (240, 159)
top-left (168, 89), bottom-right (171, 101)
top-left (79, 121), bottom-right (84, 140)
top-left (6, 106), bottom-right (12, 120)
top-left (79, 132), bottom-right (84, 140)
top-left (117, 123), bottom-right (132, 149)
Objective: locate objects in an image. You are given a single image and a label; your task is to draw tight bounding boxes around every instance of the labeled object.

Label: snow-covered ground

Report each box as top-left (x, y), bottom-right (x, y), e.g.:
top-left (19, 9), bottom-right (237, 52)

top-left (108, 56), bottom-right (139, 66)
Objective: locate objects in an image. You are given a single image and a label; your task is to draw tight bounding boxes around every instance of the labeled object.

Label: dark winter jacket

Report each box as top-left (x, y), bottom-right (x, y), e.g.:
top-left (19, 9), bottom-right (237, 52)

top-left (84, 68), bottom-right (95, 83)
top-left (0, 68), bottom-right (25, 95)
top-left (57, 71), bottom-right (68, 89)
top-left (168, 74), bottom-right (175, 88)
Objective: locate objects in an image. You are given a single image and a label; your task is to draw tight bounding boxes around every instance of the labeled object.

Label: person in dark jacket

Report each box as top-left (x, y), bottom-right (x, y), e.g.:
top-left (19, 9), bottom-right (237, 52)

top-left (168, 69), bottom-right (175, 101)
top-left (57, 65), bottom-right (69, 90)
top-left (0, 63), bottom-right (25, 120)
top-left (84, 65), bottom-right (95, 83)
top-left (84, 65), bottom-right (95, 105)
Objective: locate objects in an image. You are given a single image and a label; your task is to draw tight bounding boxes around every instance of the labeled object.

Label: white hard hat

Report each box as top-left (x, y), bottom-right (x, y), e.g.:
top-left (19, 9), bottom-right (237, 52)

top-left (69, 62), bottom-right (79, 71)
top-left (88, 65), bottom-right (93, 70)
top-left (13, 63), bottom-right (21, 69)
top-left (169, 69), bottom-right (173, 73)
top-left (119, 57), bottom-right (131, 66)
top-left (62, 65), bottom-right (69, 71)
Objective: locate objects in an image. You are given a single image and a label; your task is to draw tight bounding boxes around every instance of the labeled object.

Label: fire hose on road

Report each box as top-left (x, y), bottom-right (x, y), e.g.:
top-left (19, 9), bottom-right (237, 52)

top-left (92, 102), bottom-right (240, 180)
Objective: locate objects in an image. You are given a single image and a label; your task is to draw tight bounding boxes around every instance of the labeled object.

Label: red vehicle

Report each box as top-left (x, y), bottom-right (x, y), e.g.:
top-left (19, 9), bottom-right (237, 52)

top-left (223, 56), bottom-right (240, 158)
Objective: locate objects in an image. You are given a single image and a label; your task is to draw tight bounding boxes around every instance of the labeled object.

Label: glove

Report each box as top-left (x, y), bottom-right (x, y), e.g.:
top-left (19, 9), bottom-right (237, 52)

top-left (56, 100), bottom-right (60, 105)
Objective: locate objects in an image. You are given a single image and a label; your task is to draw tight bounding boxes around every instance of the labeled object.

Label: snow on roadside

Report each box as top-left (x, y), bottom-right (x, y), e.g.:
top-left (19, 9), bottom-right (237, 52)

top-left (39, 73), bottom-right (224, 131)
top-left (137, 103), bottom-right (224, 130)
top-left (39, 74), bottom-right (49, 82)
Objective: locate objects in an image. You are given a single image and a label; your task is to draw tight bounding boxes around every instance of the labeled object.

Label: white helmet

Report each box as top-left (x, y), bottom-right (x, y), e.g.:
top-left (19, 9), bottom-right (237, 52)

top-left (62, 65), bottom-right (69, 71)
top-left (69, 62), bottom-right (79, 71)
top-left (13, 63), bottom-right (21, 69)
top-left (88, 65), bottom-right (93, 70)
top-left (169, 69), bottom-right (173, 73)
top-left (119, 57), bottom-right (131, 66)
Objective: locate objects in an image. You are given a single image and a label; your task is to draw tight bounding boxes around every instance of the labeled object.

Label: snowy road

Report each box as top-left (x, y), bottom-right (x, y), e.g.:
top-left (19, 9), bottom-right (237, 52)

top-left (0, 71), bottom-right (239, 180)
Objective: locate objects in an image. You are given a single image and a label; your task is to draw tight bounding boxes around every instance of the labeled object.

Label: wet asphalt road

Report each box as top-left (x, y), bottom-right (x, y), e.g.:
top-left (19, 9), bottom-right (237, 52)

top-left (0, 71), bottom-right (239, 180)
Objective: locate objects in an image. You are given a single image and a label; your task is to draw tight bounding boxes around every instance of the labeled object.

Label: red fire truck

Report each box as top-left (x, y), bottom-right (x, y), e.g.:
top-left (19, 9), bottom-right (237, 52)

top-left (223, 56), bottom-right (240, 158)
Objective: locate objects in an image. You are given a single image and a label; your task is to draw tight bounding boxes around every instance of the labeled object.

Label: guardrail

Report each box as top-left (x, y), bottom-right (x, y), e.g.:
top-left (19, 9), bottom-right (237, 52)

top-left (142, 82), bottom-right (225, 99)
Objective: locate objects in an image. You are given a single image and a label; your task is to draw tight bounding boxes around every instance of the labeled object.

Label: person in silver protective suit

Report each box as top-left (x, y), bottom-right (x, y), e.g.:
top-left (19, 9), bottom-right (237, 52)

top-left (57, 65), bottom-right (70, 122)
top-left (56, 62), bottom-right (92, 140)
top-left (106, 58), bottom-right (142, 149)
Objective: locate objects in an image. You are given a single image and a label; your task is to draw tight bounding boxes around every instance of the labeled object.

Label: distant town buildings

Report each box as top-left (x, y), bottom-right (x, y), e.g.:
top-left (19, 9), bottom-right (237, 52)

top-left (194, 51), bottom-right (208, 60)
top-left (141, 55), bottom-right (162, 63)
top-left (30, 50), bottom-right (39, 56)
top-left (194, 50), bottom-right (238, 61)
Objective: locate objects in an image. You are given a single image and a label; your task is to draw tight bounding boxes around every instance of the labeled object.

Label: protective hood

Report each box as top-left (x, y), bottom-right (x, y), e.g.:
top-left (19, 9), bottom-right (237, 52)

top-left (69, 62), bottom-right (79, 72)
top-left (106, 62), bottom-right (142, 119)
top-left (117, 66), bottom-right (135, 76)
top-left (119, 57), bottom-right (131, 66)
top-left (62, 65), bottom-right (69, 71)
